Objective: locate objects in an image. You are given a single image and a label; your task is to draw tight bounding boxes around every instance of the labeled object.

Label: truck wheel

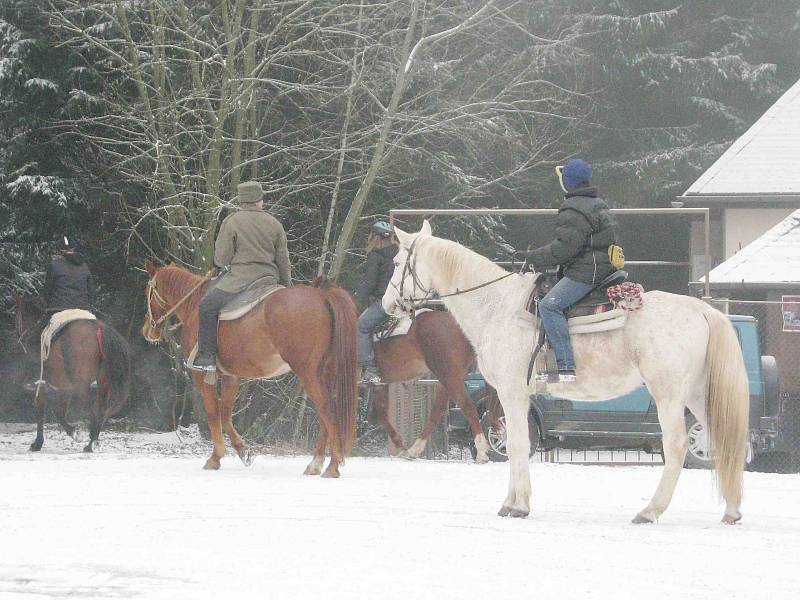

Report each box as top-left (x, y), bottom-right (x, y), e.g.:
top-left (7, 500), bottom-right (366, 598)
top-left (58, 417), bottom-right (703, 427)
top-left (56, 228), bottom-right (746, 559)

top-left (684, 414), bottom-right (713, 469)
top-left (478, 411), bottom-right (540, 463)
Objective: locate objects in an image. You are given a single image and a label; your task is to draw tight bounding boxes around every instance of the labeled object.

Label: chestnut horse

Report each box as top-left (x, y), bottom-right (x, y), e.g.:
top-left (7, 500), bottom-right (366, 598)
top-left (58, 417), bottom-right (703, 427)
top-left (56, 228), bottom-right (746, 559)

top-left (14, 295), bottom-right (132, 452)
top-left (142, 261), bottom-right (358, 476)
top-left (371, 310), bottom-right (490, 462)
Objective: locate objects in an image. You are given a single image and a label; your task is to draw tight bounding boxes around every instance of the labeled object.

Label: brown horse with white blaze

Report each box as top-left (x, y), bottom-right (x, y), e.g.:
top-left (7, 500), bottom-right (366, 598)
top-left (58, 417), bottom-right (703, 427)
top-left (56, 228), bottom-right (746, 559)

top-left (142, 261), bottom-right (358, 476)
top-left (370, 310), bottom-right (490, 462)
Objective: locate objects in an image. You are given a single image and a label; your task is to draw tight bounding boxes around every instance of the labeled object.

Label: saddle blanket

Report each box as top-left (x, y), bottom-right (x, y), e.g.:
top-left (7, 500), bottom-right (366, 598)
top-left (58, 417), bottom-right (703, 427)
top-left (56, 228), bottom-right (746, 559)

top-left (567, 308), bottom-right (627, 334)
top-left (373, 309), bottom-right (432, 342)
top-left (41, 309), bottom-right (97, 361)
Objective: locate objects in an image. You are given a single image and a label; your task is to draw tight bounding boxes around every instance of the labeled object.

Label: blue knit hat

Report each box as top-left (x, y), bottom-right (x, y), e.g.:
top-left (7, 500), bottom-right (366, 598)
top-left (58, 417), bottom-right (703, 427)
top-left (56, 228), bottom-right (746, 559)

top-left (558, 159), bottom-right (592, 191)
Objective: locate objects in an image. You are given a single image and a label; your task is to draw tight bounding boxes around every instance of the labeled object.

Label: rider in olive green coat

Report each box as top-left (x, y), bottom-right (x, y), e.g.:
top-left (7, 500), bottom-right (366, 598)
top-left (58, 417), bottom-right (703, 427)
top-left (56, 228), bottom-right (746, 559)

top-left (193, 181), bottom-right (292, 371)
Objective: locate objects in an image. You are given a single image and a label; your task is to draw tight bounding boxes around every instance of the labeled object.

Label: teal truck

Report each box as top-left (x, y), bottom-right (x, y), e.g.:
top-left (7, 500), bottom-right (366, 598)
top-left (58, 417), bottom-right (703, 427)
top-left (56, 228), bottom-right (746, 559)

top-left (451, 315), bottom-right (799, 469)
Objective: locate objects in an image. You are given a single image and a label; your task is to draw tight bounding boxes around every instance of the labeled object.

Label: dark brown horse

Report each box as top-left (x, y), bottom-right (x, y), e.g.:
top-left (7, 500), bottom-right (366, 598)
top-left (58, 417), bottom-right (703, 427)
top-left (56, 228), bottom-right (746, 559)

top-left (14, 295), bottom-right (132, 452)
top-left (142, 261), bottom-right (358, 476)
top-left (371, 310), bottom-right (490, 462)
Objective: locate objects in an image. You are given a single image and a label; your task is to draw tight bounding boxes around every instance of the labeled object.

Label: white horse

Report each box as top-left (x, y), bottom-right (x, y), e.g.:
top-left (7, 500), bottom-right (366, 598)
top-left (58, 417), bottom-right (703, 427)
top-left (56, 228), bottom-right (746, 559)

top-left (382, 221), bottom-right (749, 524)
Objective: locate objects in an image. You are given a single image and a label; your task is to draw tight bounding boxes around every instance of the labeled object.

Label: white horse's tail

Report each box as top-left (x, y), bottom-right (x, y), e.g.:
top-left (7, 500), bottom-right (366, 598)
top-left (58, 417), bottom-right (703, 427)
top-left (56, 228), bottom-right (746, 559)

top-left (703, 305), bottom-right (749, 507)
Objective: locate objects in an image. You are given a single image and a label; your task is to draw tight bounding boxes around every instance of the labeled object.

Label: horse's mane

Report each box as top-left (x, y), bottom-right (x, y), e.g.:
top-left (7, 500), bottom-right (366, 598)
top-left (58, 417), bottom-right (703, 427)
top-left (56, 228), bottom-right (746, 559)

top-left (158, 265), bottom-right (210, 313)
top-left (417, 236), bottom-right (507, 292)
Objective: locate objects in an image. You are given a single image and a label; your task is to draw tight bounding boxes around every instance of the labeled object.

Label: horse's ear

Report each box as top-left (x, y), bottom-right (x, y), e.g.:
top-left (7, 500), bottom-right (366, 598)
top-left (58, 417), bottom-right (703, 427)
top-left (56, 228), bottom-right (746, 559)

top-left (420, 219), bottom-right (432, 236)
top-left (394, 226), bottom-right (411, 248)
top-left (144, 259), bottom-right (157, 277)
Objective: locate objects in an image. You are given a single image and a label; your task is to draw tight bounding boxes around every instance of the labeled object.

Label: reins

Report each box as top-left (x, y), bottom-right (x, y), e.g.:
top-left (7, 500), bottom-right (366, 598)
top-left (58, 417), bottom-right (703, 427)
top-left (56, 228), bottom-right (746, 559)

top-left (395, 238), bottom-right (517, 310)
top-left (147, 274), bottom-right (209, 329)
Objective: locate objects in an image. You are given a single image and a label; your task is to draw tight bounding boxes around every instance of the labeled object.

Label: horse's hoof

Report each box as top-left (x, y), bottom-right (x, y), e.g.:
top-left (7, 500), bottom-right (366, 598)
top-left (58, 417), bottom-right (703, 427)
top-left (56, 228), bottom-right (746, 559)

top-left (202, 460), bottom-right (220, 470)
top-left (398, 450), bottom-right (416, 461)
top-left (722, 512), bottom-right (742, 525)
top-left (240, 448), bottom-right (255, 467)
top-left (29, 442), bottom-right (42, 452)
top-left (303, 466), bottom-right (322, 476)
top-left (321, 467), bottom-right (340, 478)
top-left (474, 454), bottom-right (489, 465)
top-left (631, 513), bottom-right (655, 524)
top-left (82, 444), bottom-right (93, 453)
top-left (497, 505), bottom-right (511, 517)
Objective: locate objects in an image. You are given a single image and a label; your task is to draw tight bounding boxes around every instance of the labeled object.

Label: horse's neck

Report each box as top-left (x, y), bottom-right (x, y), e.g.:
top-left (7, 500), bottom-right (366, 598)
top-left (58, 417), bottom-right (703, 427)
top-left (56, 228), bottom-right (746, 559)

top-left (440, 277), bottom-right (521, 345)
top-left (160, 269), bottom-right (203, 323)
top-left (424, 242), bottom-right (526, 351)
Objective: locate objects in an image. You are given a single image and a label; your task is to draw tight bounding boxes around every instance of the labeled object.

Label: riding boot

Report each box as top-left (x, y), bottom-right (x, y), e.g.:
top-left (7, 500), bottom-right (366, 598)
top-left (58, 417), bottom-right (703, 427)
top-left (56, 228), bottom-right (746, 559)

top-left (192, 352), bottom-right (217, 372)
top-left (360, 365), bottom-right (383, 386)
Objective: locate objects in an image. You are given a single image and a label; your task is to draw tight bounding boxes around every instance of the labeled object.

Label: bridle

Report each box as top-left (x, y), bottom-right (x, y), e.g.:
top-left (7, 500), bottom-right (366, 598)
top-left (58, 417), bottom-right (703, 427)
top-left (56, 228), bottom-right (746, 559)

top-left (146, 274), bottom-right (208, 337)
top-left (391, 237), bottom-right (516, 315)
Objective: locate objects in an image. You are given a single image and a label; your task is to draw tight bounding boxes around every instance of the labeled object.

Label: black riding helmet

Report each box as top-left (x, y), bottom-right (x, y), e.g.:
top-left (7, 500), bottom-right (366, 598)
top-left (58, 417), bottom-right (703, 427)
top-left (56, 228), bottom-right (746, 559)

top-left (58, 236), bottom-right (76, 253)
top-left (371, 221), bottom-right (394, 238)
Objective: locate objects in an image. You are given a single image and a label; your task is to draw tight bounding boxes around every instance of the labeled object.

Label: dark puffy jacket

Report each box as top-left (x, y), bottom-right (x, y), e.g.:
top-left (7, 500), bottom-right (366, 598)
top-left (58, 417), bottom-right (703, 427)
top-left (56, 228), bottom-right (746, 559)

top-left (357, 245), bottom-right (398, 306)
top-left (525, 187), bottom-right (618, 286)
top-left (44, 254), bottom-right (95, 311)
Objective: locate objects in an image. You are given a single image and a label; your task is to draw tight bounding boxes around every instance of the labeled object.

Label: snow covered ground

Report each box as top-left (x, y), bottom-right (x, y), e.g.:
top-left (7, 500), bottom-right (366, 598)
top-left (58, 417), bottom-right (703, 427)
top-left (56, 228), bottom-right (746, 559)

top-left (1, 424), bottom-right (799, 600)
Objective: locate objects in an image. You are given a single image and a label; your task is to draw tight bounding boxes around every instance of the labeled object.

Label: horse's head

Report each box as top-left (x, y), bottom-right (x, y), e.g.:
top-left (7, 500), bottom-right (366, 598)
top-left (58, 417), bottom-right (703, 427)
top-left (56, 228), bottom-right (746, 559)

top-left (13, 293), bottom-right (45, 353)
top-left (142, 259), bottom-right (170, 343)
top-left (382, 219), bottom-right (433, 316)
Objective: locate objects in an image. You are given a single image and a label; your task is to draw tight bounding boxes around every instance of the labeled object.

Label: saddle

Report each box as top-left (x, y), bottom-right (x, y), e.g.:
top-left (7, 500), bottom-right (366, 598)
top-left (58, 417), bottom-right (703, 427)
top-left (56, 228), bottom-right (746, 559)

top-left (32, 309), bottom-right (97, 397)
top-left (373, 309), bottom-right (432, 342)
top-left (527, 270), bottom-right (630, 335)
top-left (525, 270), bottom-right (640, 384)
top-left (186, 278), bottom-right (285, 383)
top-left (219, 278), bottom-right (283, 321)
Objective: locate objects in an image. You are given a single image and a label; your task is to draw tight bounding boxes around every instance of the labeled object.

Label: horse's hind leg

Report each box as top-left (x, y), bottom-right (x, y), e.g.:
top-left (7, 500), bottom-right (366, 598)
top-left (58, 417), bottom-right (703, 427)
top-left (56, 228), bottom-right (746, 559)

top-left (300, 373), bottom-right (343, 478)
top-left (53, 396), bottom-right (76, 439)
top-left (84, 383), bottom-right (107, 453)
top-left (30, 391), bottom-right (46, 451)
top-left (401, 383), bottom-right (448, 460)
top-left (633, 380), bottom-right (690, 524)
top-left (304, 426), bottom-right (328, 476)
top-left (373, 386), bottom-right (405, 453)
top-left (219, 377), bottom-right (253, 467)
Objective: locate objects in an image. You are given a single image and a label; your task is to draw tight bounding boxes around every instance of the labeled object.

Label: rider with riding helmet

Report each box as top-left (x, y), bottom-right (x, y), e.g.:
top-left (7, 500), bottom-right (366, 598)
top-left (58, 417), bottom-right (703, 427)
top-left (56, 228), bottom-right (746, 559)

top-left (24, 236), bottom-right (95, 390)
top-left (356, 221), bottom-right (398, 385)
top-left (192, 181), bottom-right (292, 372)
top-left (514, 159), bottom-right (619, 383)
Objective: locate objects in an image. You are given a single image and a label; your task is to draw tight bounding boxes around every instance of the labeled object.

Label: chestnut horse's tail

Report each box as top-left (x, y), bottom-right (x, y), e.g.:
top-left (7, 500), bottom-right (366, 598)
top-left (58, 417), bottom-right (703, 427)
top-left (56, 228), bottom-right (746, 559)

top-left (321, 285), bottom-right (358, 458)
top-left (98, 323), bottom-right (132, 418)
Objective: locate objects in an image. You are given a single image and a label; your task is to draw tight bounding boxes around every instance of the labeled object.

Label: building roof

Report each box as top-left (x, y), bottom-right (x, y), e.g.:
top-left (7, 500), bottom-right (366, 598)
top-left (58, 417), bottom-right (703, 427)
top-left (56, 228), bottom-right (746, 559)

top-left (682, 78), bottom-right (800, 202)
top-left (703, 209), bottom-right (800, 287)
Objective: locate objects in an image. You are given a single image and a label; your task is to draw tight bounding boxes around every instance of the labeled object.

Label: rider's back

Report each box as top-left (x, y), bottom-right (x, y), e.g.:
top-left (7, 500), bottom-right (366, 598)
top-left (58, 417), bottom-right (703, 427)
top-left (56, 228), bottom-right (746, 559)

top-left (214, 207), bottom-right (291, 292)
top-left (46, 254), bottom-right (93, 311)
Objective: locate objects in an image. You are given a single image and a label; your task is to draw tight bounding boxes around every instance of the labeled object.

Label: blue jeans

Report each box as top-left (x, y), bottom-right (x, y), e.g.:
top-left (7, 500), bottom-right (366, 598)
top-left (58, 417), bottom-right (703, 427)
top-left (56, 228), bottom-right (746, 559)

top-left (357, 301), bottom-right (389, 366)
top-left (539, 277), bottom-right (593, 371)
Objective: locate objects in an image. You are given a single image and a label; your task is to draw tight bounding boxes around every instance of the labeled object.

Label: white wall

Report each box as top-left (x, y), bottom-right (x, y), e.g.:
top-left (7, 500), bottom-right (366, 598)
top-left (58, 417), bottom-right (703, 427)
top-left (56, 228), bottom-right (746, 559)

top-left (724, 208), bottom-right (797, 258)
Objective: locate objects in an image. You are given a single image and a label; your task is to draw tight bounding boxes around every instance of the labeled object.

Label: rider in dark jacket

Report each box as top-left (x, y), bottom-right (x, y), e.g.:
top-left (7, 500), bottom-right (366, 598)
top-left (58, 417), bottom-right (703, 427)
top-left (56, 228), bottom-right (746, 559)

top-left (44, 237), bottom-right (95, 312)
top-left (516, 159), bottom-right (618, 383)
top-left (356, 221), bottom-right (398, 385)
top-left (24, 237), bottom-right (95, 391)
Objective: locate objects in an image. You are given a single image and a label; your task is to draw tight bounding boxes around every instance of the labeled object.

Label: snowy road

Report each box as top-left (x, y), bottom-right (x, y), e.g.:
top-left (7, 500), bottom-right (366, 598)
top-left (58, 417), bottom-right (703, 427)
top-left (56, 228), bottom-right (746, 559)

top-left (1, 427), bottom-right (799, 599)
